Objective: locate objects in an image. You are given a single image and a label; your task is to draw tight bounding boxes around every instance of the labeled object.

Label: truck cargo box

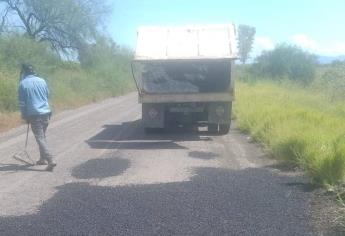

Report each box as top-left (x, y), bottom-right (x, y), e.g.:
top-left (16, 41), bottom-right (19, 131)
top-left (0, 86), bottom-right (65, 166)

top-left (132, 24), bottom-right (237, 133)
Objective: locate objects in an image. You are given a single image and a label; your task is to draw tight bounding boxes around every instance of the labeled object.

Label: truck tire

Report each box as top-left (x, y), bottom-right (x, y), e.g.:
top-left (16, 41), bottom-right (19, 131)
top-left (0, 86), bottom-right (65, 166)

top-left (219, 124), bottom-right (230, 134)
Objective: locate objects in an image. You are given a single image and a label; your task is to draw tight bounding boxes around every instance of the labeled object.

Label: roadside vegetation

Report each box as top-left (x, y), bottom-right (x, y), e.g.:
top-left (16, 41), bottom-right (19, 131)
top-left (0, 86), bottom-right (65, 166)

top-left (234, 44), bottom-right (345, 187)
top-left (0, 1), bottom-right (134, 132)
top-left (0, 35), bottom-right (134, 132)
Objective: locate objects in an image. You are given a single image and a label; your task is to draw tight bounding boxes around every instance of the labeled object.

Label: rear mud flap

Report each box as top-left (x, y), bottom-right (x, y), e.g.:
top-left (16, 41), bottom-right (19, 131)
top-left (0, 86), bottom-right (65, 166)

top-left (208, 102), bottom-right (231, 124)
top-left (142, 103), bottom-right (165, 128)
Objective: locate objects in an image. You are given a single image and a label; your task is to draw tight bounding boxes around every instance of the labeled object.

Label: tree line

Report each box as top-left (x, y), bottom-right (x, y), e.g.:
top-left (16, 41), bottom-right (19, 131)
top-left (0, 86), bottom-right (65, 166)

top-left (0, 1), bottom-right (257, 65)
top-left (236, 24), bottom-right (321, 86)
top-left (0, 1), bottom-right (318, 84)
top-left (0, 0), bottom-right (115, 61)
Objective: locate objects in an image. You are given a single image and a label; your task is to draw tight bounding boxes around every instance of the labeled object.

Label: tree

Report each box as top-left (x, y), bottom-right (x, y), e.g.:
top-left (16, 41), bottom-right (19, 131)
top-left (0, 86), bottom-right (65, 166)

top-left (78, 36), bottom-right (119, 67)
top-left (0, 0), bottom-right (109, 56)
top-left (237, 24), bottom-right (256, 64)
top-left (252, 44), bottom-right (317, 85)
top-left (0, 4), bottom-right (10, 34)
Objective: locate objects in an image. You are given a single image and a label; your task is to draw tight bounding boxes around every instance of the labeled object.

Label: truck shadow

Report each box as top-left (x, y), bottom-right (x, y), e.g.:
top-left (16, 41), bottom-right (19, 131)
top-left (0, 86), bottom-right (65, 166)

top-left (86, 120), bottom-right (214, 150)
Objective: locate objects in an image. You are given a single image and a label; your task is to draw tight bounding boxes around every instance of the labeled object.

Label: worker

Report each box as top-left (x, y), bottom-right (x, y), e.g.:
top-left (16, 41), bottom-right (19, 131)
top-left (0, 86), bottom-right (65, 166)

top-left (18, 63), bottom-right (57, 171)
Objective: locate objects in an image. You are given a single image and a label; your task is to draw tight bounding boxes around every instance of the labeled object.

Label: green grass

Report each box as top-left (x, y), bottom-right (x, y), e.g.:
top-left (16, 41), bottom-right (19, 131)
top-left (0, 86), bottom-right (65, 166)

top-left (234, 81), bottom-right (345, 187)
top-left (47, 61), bottom-right (134, 110)
top-left (0, 34), bottom-right (135, 131)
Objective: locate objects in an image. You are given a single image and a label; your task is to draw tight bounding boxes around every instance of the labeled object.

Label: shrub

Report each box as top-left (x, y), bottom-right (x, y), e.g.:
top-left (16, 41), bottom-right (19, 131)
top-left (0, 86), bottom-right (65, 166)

top-left (0, 71), bottom-right (17, 112)
top-left (251, 44), bottom-right (317, 85)
top-left (0, 34), bottom-right (134, 117)
top-left (318, 64), bottom-right (345, 101)
top-left (0, 34), bottom-right (59, 73)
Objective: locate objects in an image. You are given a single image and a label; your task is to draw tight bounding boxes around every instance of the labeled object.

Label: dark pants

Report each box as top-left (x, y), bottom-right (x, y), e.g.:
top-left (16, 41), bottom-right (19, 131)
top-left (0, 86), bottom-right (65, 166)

top-left (29, 114), bottom-right (54, 164)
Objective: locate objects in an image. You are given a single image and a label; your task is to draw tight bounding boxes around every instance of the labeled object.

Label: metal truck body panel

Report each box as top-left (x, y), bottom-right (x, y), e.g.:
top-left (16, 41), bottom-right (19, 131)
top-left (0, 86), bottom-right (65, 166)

top-left (139, 92), bottom-right (233, 103)
top-left (135, 24), bottom-right (237, 60)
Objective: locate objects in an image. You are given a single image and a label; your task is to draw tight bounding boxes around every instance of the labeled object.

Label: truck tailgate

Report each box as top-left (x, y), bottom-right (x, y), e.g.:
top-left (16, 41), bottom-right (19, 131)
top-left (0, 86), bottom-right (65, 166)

top-left (139, 92), bottom-right (233, 103)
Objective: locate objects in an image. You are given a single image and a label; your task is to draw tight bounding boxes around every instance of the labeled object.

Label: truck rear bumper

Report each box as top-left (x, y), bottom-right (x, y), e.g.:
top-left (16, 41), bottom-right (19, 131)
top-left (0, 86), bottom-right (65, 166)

top-left (142, 102), bottom-right (231, 129)
top-left (139, 92), bottom-right (233, 103)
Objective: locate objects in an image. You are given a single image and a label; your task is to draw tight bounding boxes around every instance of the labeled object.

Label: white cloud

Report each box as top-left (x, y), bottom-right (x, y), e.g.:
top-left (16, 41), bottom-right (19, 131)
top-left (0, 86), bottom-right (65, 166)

top-left (251, 36), bottom-right (274, 58)
top-left (291, 34), bottom-right (319, 51)
top-left (252, 34), bottom-right (345, 58)
top-left (326, 42), bottom-right (345, 55)
top-left (290, 34), bottom-right (345, 56)
top-left (255, 36), bottom-right (274, 50)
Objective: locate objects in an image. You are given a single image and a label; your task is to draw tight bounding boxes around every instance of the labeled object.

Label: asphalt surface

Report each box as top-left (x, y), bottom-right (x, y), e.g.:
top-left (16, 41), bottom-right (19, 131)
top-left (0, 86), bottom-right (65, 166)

top-left (0, 93), bottom-right (318, 235)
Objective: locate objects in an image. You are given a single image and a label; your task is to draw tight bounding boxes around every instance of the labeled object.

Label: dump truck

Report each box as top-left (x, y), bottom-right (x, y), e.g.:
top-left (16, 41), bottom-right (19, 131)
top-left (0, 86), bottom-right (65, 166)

top-left (131, 24), bottom-right (237, 134)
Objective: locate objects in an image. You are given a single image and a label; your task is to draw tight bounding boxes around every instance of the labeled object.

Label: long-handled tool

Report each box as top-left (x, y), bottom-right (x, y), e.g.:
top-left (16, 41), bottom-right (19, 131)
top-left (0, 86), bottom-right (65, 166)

top-left (13, 124), bottom-right (35, 165)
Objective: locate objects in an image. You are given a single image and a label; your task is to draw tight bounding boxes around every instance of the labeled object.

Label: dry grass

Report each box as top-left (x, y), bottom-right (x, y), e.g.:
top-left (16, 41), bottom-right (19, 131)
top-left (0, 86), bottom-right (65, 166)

top-left (0, 112), bottom-right (22, 133)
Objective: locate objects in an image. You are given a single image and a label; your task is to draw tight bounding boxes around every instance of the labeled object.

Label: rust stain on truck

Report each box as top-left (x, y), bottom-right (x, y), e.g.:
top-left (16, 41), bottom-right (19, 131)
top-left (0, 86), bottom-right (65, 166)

top-left (132, 24), bottom-right (238, 134)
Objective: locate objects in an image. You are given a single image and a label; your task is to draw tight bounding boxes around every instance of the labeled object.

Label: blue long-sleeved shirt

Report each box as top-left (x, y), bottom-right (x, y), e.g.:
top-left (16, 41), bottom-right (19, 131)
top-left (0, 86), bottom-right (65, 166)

top-left (18, 75), bottom-right (51, 118)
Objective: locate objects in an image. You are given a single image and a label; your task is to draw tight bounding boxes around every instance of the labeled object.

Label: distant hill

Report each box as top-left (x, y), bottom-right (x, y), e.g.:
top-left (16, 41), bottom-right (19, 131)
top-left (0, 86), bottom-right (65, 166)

top-left (317, 55), bottom-right (345, 64)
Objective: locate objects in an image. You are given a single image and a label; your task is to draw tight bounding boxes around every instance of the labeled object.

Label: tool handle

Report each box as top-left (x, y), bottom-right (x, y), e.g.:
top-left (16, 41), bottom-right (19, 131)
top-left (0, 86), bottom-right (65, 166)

top-left (25, 123), bottom-right (29, 149)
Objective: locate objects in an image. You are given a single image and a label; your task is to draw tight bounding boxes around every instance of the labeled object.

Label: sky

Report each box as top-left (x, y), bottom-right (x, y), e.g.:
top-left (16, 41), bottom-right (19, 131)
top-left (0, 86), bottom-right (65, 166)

top-left (109, 0), bottom-right (345, 56)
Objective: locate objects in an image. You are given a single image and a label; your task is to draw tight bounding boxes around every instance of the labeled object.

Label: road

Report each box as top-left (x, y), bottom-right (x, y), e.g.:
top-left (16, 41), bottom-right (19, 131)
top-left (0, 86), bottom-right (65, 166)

top-left (0, 93), bottom-right (319, 235)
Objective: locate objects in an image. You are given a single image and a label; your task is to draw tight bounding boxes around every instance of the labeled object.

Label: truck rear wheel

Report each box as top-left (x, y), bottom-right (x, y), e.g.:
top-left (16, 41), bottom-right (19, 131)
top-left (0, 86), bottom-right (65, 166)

top-left (219, 124), bottom-right (230, 134)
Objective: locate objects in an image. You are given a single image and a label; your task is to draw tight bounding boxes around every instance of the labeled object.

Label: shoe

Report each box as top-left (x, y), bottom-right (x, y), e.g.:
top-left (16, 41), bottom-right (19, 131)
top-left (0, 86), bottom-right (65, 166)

top-left (46, 163), bottom-right (57, 171)
top-left (36, 160), bottom-right (47, 165)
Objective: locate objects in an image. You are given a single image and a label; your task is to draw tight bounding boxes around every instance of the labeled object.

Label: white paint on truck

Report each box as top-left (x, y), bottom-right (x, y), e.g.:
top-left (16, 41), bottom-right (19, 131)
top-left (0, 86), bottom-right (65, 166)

top-left (135, 24), bottom-right (238, 60)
